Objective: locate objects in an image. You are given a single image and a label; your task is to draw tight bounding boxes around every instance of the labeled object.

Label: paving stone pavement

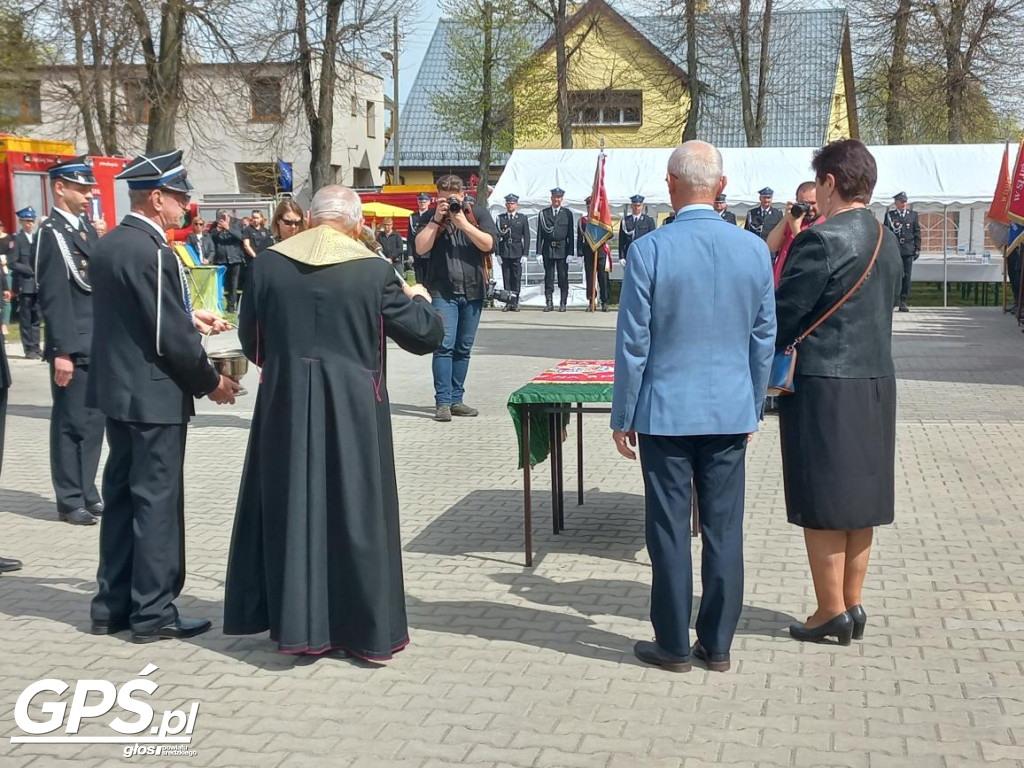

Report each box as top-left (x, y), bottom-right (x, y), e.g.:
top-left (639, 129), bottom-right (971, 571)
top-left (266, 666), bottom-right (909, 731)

top-left (1, 306), bottom-right (1023, 768)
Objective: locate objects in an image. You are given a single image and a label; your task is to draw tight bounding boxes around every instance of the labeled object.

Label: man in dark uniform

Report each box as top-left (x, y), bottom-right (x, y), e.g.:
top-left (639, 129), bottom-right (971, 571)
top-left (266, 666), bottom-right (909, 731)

top-left (744, 187), bottom-right (783, 242)
top-left (714, 193), bottom-right (737, 224)
top-left (884, 192), bottom-right (921, 312)
top-left (536, 187), bottom-right (573, 311)
top-left (580, 195), bottom-right (611, 312)
top-left (0, 264), bottom-right (24, 576)
top-left (618, 195), bottom-right (656, 265)
top-left (87, 149), bottom-right (239, 642)
top-left (35, 157), bottom-right (105, 526)
top-left (376, 217), bottom-right (404, 265)
top-left (211, 210), bottom-right (245, 312)
top-left (10, 207), bottom-right (42, 359)
top-left (408, 193), bottom-right (432, 283)
top-left (497, 193), bottom-right (529, 312)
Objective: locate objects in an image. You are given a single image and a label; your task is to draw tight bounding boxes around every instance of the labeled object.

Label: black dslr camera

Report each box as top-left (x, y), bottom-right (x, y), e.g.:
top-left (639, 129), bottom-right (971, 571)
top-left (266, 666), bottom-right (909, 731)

top-left (446, 196), bottom-right (465, 216)
top-left (485, 279), bottom-right (517, 305)
top-left (790, 201), bottom-right (812, 219)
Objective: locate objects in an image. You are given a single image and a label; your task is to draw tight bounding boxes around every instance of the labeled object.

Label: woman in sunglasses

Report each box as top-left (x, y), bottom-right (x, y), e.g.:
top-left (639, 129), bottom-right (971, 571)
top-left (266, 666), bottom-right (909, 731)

top-left (271, 200), bottom-right (307, 242)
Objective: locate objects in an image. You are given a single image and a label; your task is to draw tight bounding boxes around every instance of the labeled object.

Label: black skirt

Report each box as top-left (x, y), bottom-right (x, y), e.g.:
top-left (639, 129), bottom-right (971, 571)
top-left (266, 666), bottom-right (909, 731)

top-left (778, 375), bottom-right (896, 530)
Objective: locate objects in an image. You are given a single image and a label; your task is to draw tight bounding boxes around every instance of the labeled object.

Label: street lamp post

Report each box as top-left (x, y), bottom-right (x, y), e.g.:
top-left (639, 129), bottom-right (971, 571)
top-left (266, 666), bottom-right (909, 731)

top-left (382, 15), bottom-right (400, 185)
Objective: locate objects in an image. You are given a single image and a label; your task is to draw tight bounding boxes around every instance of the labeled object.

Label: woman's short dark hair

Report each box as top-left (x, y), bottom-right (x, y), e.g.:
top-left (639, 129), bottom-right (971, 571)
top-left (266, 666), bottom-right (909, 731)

top-left (811, 139), bottom-right (877, 204)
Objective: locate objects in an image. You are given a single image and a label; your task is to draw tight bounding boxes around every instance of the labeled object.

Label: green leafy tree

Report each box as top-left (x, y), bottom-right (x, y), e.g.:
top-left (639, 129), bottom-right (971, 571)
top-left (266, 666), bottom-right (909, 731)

top-left (0, 8), bottom-right (41, 133)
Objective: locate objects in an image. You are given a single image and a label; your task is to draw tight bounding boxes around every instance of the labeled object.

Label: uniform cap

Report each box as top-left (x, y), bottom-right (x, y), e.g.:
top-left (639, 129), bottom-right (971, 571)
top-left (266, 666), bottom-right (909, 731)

top-left (504, 194), bottom-right (519, 203)
top-left (47, 155), bottom-right (96, 186)
top-left (715, 193), bottom-right (727, 202)
top-left (629, 195), bottom-right (645, 204)
top-left (417, 193), bottom-right (431, 202)
top-left (15, 206), bottom-right (36, 220)
top-left (893, 191), bottom-right (908, 202)
top-left (550, 187), bottom-right (565, 196)
top-left (115, 149), bottom-right (194, 194)
top-left (758, 187), bottom-right (774, 196)
top-left (585, 196), bottom-right (592, 205)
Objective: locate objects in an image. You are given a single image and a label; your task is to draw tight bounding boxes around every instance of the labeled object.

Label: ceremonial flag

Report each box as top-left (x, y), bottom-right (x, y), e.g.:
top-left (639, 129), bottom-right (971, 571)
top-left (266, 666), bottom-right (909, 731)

top-left (988, 142), bottom-right (1011, 226)
top-left (584, 152), bottom-right (614, 253)
top-left (1006, 140), bottom-right (1024, 251)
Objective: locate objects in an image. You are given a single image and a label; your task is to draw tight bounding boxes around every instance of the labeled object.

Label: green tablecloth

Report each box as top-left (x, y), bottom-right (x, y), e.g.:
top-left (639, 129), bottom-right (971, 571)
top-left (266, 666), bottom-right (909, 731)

top-left (507, 381), bottom-right (613, 469)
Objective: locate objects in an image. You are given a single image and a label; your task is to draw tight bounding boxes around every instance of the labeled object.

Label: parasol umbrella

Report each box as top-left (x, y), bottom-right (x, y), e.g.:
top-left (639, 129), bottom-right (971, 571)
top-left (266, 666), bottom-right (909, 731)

top-left (362, 201), bottom-right (414, 218)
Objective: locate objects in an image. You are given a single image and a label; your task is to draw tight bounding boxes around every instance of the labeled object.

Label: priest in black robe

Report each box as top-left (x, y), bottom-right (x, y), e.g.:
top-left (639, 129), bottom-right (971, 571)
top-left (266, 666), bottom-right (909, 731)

top-left (223, 185), bottom-right (444, 661)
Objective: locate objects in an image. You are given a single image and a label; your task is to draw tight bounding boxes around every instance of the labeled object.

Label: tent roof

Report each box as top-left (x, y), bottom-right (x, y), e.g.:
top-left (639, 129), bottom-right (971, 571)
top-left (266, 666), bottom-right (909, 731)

top-left (489, 144), bottom-right (1005, 210)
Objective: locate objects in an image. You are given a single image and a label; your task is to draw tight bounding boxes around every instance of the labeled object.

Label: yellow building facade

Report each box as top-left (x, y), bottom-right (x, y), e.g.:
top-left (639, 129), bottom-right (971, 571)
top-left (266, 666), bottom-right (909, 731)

top-left (513, 12), bottom-right (690, 150)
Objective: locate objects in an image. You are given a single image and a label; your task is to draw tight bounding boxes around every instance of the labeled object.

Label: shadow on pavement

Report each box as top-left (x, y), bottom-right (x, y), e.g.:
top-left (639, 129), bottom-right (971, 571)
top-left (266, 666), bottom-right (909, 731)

top-left (405, 488), bottom-right (647, 566)
top-left (6, 404), bottom-right (52, 421)
top-left (389, 402), bottom-right (437, 420)
top-left (0, 488), bottom-right (57, 521)
top-left (190, 413), bottom-right (252, 429)
top-left (489, 572), bottom-right (797, 639)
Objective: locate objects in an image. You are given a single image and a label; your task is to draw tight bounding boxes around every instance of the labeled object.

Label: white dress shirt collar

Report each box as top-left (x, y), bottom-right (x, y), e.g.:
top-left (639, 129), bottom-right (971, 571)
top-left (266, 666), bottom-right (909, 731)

top-left (676, 203), bottom-right (714, 215)
top-left (53, 206), bottom-right (82, 230)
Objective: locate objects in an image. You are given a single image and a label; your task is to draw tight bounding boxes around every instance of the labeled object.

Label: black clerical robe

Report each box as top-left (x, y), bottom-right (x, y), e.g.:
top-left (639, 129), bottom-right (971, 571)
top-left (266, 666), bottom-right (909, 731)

top-left (223, 227), bottom-right (443, 659)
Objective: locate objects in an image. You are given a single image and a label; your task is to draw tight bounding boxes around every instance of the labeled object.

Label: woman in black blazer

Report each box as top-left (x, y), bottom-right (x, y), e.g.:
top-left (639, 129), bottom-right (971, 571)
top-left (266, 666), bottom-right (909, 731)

top-left (774, 139), bottom-right (903, 646)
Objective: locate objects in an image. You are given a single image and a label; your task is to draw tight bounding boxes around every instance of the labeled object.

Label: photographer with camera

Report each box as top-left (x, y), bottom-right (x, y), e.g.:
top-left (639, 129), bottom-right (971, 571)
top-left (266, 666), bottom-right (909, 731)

top-left (414, 174), bottom-right (498, 422)
top-left (767, 181), bottom-right (821, 287)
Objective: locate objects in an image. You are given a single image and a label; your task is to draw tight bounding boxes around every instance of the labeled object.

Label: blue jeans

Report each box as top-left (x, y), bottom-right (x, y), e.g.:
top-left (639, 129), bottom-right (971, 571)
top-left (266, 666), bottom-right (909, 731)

top-left (431, 295), bottom-right (482, 406)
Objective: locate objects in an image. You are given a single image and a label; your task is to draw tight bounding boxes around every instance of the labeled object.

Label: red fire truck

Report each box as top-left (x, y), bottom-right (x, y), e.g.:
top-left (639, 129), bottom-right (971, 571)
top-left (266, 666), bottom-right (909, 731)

top-left (0, 136), bottom-right (130, 231)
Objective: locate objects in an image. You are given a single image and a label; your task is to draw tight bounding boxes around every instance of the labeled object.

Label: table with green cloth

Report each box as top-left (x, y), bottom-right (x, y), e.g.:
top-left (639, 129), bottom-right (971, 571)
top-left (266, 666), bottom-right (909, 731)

top-left (507, 359), bottom-right (699, 567)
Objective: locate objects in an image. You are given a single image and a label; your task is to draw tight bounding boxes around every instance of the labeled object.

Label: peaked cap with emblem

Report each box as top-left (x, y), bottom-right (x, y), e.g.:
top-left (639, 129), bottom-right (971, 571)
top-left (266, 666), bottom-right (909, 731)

top-left (417, 192), bottom-right (431, 202)
top-left (758, 187), bottom-right (774, 196)
top-left (504, 193), bottom-right (519, 203)
top-left (550, 187), bottom-right (565, 196)
top-left (715, 193), bottom-right (727, 202)
top-left (893, 191), bottom-right (908, 202)
top-left (16, 206), bottom-right (36, 220)
top-left (116, 149), bottom-right (194, 193)
top-left (630, 195), bottom-right (645, 204)
top-left (48, 155), bottom-right (97, 186)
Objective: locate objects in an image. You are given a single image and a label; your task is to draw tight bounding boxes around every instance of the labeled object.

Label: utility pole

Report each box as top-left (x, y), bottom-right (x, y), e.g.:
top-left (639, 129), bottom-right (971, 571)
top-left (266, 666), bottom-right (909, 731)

top-left (389, 15), bottom-right (400, 185)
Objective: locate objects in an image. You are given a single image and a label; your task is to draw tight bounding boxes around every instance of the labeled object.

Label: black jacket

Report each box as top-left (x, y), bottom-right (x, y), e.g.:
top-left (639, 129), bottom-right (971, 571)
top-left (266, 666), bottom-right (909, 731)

top-left (0, 266), bottom-right (10, 390)
top-left (35, 210), bottom-right (98, 364)
top-left (497, 212), bottom-right (530, 260)
top-left (883, 208), bottom-right (921, 258)
top-left (87, 215), bottom-right (220, 425)
top-left (420, 204), bottom-right (498, 301)
top-left (212, 224), bottom-right (245, 265)
top-left (10, 230), bottom-right (37, 293)
top-left (242, 224), bottom-right (275, 258)
top-left (185, 231), bottom-right (215, 264)
top-left (618, 213), bottom-right (655, 260)
top-left (775, 208), bottom-right (902, 378)
top-left (720, 210), bottom-right (738, 225)
top-left (745, 206), bottom-right (783, 241)
top-left (376, 230), bottom-right (404, 263)
top-left (536, 207), bottom-right (574, 260)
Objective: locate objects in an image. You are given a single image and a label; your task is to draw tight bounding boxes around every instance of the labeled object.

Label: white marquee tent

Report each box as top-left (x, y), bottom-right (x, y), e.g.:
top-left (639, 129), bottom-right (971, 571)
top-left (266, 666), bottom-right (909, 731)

top-left (487, 144), bottom-right (1006, 306)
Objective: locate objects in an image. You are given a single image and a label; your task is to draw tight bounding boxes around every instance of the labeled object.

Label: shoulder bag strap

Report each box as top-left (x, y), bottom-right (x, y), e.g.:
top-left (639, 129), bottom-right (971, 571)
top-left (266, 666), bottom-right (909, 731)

top-left (793, 221), bottom-right (883, 348)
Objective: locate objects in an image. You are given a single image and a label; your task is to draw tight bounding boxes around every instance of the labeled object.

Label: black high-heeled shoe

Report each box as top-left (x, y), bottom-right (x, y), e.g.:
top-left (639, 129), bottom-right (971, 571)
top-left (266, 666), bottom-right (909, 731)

top-left (848, 605), bottom-right (867, 640)
top-left (789, 611), bottom-right (854, 646)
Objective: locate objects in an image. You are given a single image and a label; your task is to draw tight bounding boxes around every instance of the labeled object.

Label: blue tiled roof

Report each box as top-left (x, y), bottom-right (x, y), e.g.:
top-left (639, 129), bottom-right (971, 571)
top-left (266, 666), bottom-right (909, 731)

top-left (384, 8), bottom-right (849, 169)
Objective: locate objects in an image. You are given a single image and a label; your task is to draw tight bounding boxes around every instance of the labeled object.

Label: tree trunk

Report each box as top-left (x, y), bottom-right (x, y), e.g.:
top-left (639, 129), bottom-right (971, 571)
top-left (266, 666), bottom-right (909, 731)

top-left (885, 0), bottom-right (911, 144)
top-left (681, 0), bottom-right (699, 141)
top-left (477, 2), bottom-right (494, 200)
top-left (554, 0), bottom-right (572, 148)
top-left (145, 0), bottom-right (186, 151)
top-left (70, 10), bottom-right (101, 155)
top-left (736, 0), bottom-right (755, 145)
top-left (943, 1), bottom-right (967, 143)
top-left (752, 0), bottom-right (772, 146)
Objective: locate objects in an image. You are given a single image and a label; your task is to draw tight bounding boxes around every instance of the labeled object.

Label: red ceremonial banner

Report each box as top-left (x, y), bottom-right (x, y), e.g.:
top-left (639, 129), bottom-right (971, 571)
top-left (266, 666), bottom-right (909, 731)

top-left (988, 143), bottom-right (1011, 226)
top-left (531, 360), bottom-right (615, 384)
top-left (1007, 140), bottom-right (1024, 225)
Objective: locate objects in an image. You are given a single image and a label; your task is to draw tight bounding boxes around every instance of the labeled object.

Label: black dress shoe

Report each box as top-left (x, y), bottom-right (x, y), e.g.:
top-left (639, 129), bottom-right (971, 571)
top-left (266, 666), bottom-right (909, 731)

top-left (132, 616), bottom-right (212, 644)
top-left (558, 305), bottom-right (567, 312)
top-left (848, 605), bottom-right (867, 640)
top-left (789, 611), bottom-right (854, 646)
top-left (601, 303), bottom-right (609, 312)
top-left (87, 502), bottom-right (104, 517)
top-left (693, 641), bottom-right (731, 672)
top-left (59, 508), bottom-right (97, 526)
top-left (91, 619), bottom-right (130, 635)
top-left (543, 304), bottom-right (554, 312)
top-left (633, 640), bottom-right (691, 672)
top-left (898, 302), bottom-right (909, 312)
top-left (0, 556), bottom-right (23, 573)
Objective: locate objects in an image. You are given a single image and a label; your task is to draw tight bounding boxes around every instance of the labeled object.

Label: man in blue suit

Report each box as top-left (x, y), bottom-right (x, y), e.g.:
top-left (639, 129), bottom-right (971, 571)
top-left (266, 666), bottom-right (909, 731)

top-left (611, 141), bottom-right (776, 673)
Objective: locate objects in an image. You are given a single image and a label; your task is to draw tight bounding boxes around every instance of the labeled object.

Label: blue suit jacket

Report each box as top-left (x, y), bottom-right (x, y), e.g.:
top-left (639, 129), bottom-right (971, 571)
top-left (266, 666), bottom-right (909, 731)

top-left (611, 207), bottom-right (777, 436)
